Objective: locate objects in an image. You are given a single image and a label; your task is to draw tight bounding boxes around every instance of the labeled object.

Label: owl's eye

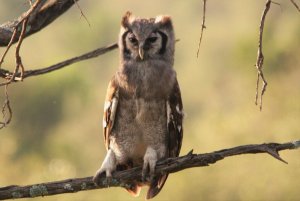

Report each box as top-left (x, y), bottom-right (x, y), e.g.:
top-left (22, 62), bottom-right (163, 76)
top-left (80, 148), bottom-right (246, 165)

top-left (128, 36), bottom-right (138, 45)
top-left (147, 37), bottom-right (158, 43)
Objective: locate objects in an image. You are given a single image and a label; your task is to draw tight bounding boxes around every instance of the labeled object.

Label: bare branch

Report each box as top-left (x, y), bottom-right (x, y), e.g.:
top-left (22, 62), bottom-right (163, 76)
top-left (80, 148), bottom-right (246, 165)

top-left (0, 140), bottom-right (299, 200)
top-left (0, 43), bottom-right (118, 82)
top-left (0, 17), bottom-right (29, 86)
top-left (0, 29), bottom-right (18, 69)
top-left (73, 0), bottom-right (91, 27)
top-left (0, 0), bottom-right (78, 47)
top-left (290, 0), bottom-right (300, 12)
top-left (196, 0), bottom-right (207, 58)
top-left (0, 85), bottom-right (12, 129)
top-left (254, 0), bottom-right (272, 111)
top-left (0, 0), bottom-right (46, 83)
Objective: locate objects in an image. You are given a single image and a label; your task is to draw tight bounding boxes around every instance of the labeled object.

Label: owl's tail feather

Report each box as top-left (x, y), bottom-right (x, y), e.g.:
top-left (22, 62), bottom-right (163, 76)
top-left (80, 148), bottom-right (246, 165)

top-left (125, 184), bottom-right (142, 197)
top-left (146, 174), bottom-right (168, 199)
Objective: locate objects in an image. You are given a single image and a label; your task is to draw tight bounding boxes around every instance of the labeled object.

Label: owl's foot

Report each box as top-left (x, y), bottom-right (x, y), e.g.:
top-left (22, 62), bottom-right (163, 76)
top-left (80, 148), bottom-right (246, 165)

top-left (142, 147), bottom-right (158, 182)
top-left (93, 149), bottom-right (116, 185)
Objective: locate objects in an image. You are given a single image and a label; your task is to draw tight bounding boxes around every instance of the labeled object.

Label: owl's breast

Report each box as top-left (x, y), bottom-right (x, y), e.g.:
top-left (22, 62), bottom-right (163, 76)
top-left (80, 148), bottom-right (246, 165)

top-left (118, 61), bottom-right (176, 100)
top-left (110, 96), bottom-right (168, 164)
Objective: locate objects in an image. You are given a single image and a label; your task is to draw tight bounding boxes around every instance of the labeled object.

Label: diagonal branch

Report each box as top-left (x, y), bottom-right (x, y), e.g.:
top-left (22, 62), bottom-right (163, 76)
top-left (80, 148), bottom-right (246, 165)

top-left (0, 0), bottom-right (78, 47)
top-left (0, 140), bottom-right (299, 200)
top-left (0, 43), bottom-right (118, 82)
top-left (73, 0), bottom-right (91, 27)
top-left (290, 0), bottom-right (300, 12)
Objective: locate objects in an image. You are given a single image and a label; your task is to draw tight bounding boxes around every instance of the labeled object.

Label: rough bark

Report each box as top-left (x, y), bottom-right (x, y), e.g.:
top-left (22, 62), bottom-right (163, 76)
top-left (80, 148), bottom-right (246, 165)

top-left (0, 0), bottom-right (78, 47)
top-left (0, 140), bottom-right (299, 200)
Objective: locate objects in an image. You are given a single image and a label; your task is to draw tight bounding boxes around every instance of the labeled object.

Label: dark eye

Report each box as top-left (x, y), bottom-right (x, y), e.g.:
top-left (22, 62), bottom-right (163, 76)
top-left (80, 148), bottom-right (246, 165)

top-left (147, 37), bottom-right (158, 43)
top-left (128, 36), bottom-right (138, 45)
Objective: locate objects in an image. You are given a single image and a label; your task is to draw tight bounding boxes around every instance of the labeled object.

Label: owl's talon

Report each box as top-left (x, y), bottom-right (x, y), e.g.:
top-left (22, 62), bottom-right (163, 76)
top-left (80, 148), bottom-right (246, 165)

top-left (142, 147), bottom-right (157, 183)
top-left (104, 175), bottom-right (112, 186)
top-left (93, 150), bottom-right (116, 185)
top-left (142, 162), bottom-right (149, 182)
top-left (93, 168), bottom-right (114, 186)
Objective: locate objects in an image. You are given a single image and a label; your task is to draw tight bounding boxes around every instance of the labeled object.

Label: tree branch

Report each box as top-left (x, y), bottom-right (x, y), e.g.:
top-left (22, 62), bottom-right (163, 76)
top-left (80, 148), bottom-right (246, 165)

top-left (196, 0), bottom-right (207, 58)
top-left (0, 140), bottom-right (299, 200)
top-left (254, 0), bottom-right (272, 111)
top-left (0, 0), bottom-right (77, 47)
top-left (290, 0), bottom-right (300, 12)
top-left (0, 43), bottom-right (118, 81)
top-left (0, 85), bottom-right (12, 129)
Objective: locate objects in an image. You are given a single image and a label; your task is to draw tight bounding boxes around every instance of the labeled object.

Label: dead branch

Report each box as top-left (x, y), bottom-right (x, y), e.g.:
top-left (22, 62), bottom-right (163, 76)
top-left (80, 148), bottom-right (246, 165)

top-left (254, 0), bottom-right (272, 111)
top-left (0, 43), bottom-right (118, 82)
top-left (0, 140), bottom-right (298, 200)
top-left (0, 0), bottom-right (77, 47)
top-left (0, 0), bottom-right (46, 85)
top-left (290, 0), bottom-right (300, 12)
top-left (196, 0), bottom-right (207, 57)
top-left (0, 0), bottom-right (47, 127)
top-left (73, 0), bottom-right (91, 27)
top-left (0, 85), bottom-right (12, 129)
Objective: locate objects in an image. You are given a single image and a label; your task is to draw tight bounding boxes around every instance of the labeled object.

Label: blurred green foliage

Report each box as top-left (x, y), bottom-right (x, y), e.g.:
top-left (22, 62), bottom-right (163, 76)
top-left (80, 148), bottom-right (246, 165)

top-left (0, 0), bottom-right (299, 201)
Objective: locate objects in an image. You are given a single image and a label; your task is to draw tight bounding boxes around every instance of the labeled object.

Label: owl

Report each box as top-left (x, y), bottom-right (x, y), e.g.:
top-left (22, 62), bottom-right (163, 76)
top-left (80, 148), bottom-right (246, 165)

top-left (93, 12), bottom-right (183, 199)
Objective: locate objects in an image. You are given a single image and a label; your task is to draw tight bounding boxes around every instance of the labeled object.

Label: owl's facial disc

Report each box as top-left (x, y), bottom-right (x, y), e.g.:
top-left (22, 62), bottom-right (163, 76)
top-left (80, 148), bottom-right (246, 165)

top-left (125, 30), bottom-right (164, 61)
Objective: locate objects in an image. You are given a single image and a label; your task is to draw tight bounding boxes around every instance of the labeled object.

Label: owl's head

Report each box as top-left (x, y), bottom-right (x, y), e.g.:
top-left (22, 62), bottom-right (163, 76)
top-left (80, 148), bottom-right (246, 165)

top-left (119, 12), bottom-right (175, 63)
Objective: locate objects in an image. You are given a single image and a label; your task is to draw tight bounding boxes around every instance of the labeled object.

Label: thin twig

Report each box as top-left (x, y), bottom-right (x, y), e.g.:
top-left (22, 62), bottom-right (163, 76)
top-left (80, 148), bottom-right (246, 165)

top-left (0, 140), bottom-right (298, 200)
top-left (255, 0), bottom-right (272, 111)
top-left (27, 0), bottom-right (33, 7)
top-left (0, 85), bottom-right (12, 129)
top-left (0, 0), bottom-right (43, 86)
top-left (0, 19), bottom-right (28, 86)
top-left (14, 17), bottom-right (29, 81)
top-left (0, 29), bottom-right (18, 69)
top-left (73, 0), bottom-right (91, 27)
top-left (0, 0), bottom-right (44, 128)
top-left (290, 0), bottom-right (300, 12)
top-left (196, 0), bottom-right (207, 58)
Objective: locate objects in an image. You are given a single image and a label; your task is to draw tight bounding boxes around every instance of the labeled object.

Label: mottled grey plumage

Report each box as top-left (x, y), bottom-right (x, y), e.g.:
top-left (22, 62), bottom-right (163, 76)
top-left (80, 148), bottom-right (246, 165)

top-left (93, 12), bottom-right (183, 199)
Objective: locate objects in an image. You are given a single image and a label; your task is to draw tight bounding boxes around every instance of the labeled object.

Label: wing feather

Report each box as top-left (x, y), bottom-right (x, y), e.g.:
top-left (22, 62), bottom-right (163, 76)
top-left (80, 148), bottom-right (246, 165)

top-left (103, 77), bottom-right (119, 150)
top-left (147, 78), bottom-right (184, 199)
top-left (167, 78), bottom-right (184, 157)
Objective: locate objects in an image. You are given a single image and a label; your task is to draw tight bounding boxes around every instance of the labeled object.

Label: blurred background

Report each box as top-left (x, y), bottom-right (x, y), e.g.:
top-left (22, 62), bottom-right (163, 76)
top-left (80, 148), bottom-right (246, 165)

top-left (0, 0), bottom-right (300, 200)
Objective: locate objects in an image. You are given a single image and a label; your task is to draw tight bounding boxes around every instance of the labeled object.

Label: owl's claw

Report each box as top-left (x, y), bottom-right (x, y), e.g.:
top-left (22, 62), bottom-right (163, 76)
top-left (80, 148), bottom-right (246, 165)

top-left (93, 168), bottom-right (113, 186)
top-left (93, 149), bottom-right (116, 186)
top-left (142, 147), bottom-right (157, 183)
top-left (141, 167), bottom-right (148, 182)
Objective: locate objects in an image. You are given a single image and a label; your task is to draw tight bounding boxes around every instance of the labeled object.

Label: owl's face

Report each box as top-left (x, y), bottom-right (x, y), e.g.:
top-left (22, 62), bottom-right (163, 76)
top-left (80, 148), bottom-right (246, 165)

top-left (119, 12), bottom-right (175, 62)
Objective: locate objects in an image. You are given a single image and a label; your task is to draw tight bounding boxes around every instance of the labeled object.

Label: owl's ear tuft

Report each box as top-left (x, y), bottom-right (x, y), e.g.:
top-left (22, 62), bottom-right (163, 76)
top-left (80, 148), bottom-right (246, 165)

top-left (121, 11), bottom-right (133, 28)
top-left (155, 15), bottom-right (173, 28)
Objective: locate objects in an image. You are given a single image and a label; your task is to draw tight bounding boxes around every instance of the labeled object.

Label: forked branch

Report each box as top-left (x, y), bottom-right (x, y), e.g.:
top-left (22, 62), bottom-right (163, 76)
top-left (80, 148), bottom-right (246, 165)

top-left (254, 0), bottom-right (272, 111)
top-left (0, 140), bottom-right (299, 200)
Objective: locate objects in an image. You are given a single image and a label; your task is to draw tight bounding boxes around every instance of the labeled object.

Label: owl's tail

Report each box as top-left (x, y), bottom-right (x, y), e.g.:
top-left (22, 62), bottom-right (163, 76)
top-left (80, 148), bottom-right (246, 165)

top-left (125, 184), bottom-right (142, 197)
top-left (146, 174), bottom-right (168, 199)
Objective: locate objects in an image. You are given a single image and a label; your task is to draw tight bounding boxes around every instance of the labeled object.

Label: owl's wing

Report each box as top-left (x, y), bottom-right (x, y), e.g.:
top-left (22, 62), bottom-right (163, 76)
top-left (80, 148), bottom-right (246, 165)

top-left (147, 78), bottom-right (184, 199)
top-left (167, 78), bottom-right (184, 157)
top-left (103, 77), bottom-right (119, 150)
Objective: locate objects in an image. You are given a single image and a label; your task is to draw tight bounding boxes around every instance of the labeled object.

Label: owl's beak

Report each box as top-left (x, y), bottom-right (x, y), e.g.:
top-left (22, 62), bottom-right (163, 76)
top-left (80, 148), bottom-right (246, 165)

top-left (138, 47), bottom-right (144, 60)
